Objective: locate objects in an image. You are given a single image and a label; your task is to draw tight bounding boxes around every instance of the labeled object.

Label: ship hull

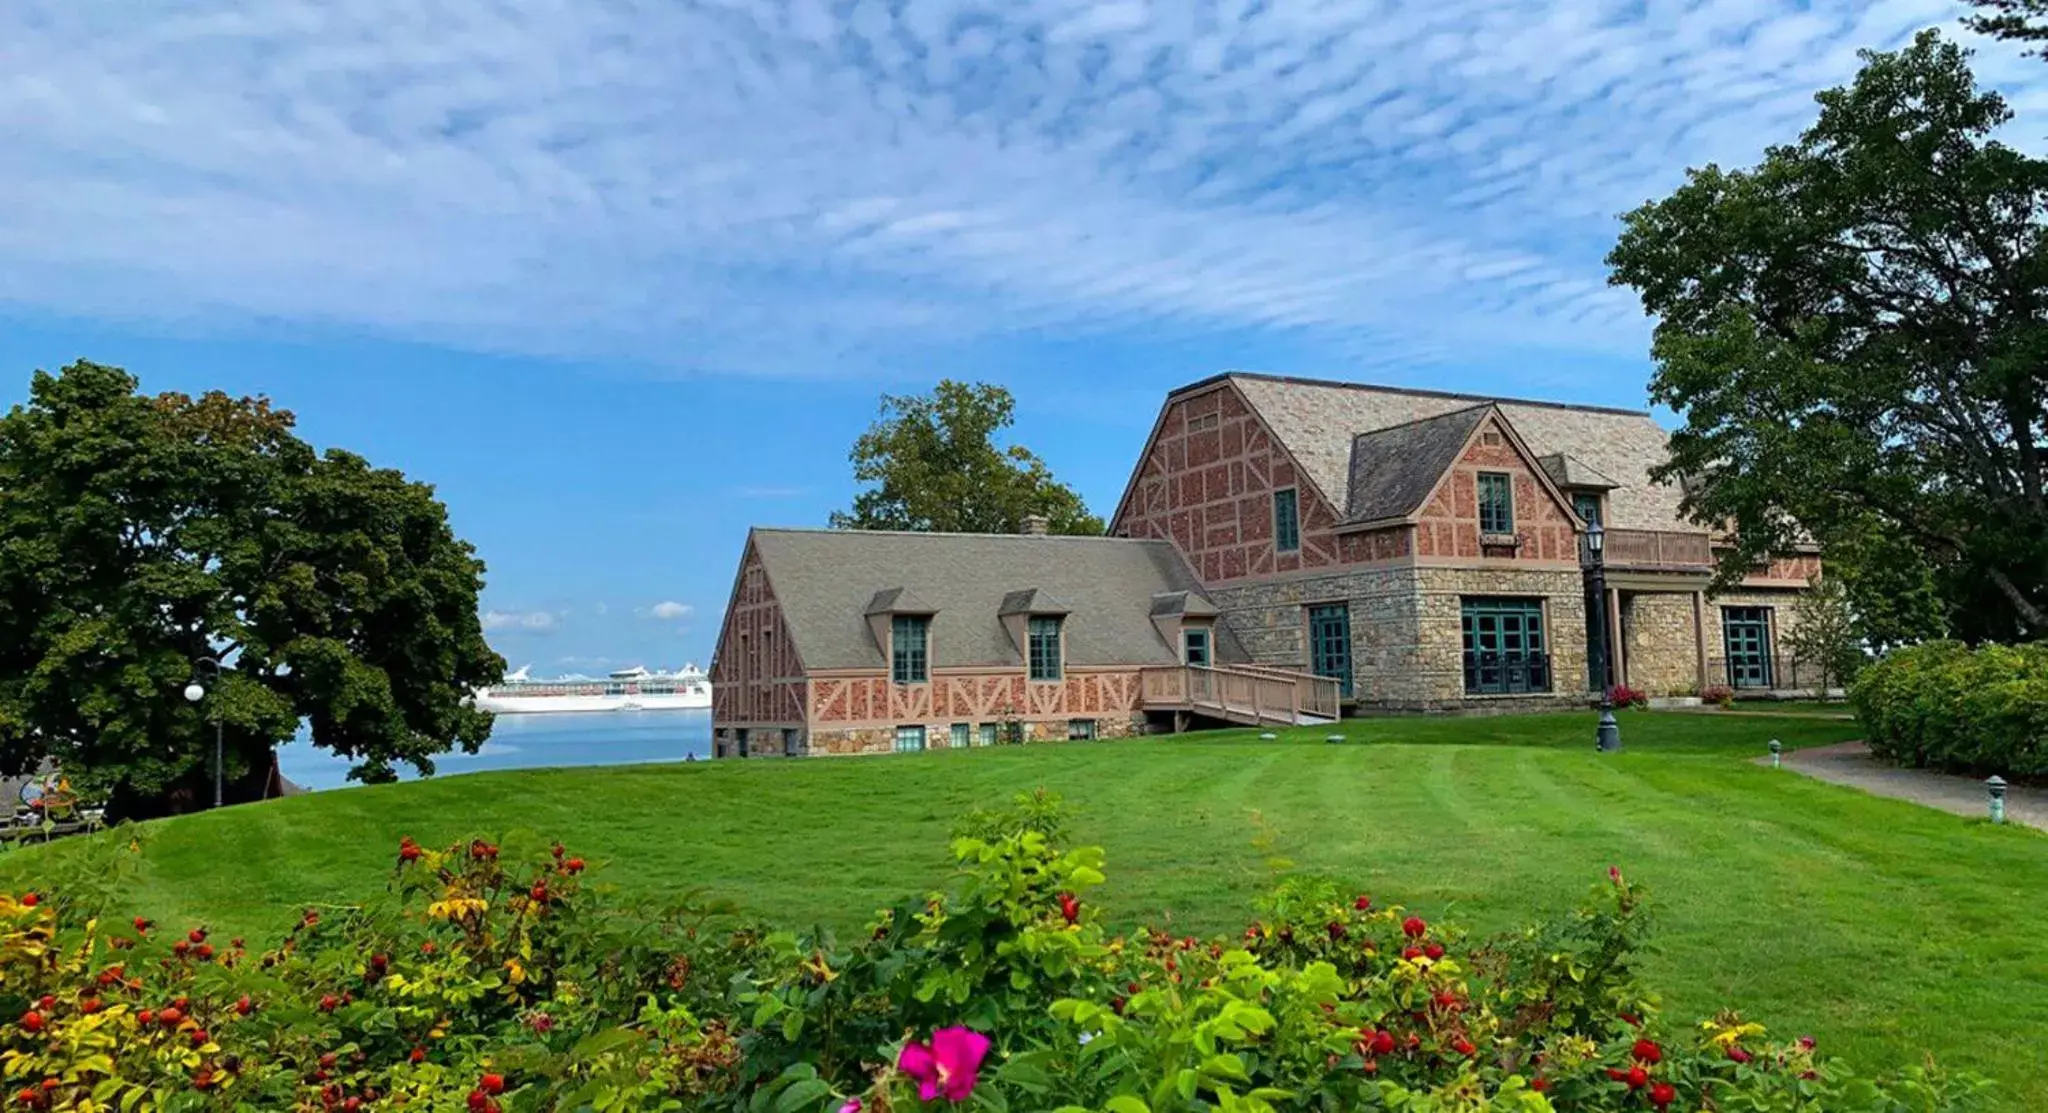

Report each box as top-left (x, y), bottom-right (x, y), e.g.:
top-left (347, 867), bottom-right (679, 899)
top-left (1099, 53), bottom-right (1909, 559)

top-left (472, 691), bottom-right (712, 714)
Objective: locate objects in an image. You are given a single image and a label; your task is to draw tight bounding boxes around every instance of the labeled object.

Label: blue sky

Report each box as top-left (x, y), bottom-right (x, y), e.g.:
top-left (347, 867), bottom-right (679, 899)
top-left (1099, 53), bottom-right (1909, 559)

top-left (2, 0), bottom-right (2038, 674)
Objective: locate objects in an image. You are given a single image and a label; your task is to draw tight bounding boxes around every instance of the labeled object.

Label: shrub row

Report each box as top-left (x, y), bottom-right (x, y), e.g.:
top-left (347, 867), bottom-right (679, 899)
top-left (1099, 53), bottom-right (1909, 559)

top-left (1849, 641), bottom-right (2048, 776)
top-left (1, 794), bottom-right (1987, 1111)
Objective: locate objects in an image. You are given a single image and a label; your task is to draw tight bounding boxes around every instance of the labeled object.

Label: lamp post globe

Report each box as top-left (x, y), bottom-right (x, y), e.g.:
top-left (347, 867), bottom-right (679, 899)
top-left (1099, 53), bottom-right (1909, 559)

top-left (183, 682), bottom-right (205, 704)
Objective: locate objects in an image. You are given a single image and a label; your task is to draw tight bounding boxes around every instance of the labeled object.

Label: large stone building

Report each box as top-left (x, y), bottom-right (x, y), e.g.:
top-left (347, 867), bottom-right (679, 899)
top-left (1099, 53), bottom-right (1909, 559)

top-left (1109, 373), bottom-right (1819, 710)
top-left (711, 372), bottom-right (1820, 755)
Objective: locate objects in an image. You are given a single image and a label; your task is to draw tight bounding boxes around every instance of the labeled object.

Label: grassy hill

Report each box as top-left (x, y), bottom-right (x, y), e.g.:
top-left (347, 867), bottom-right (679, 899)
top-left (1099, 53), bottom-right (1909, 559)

top-left (8, 711), bottom-right (2046, 1108)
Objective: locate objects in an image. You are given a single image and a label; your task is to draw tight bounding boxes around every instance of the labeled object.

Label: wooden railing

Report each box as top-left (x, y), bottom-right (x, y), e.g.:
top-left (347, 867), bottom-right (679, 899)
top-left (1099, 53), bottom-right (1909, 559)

top-left (1139, 664), bottom-right (1342, 725)
top-left (1602, 529), bottom-right (1713, 569)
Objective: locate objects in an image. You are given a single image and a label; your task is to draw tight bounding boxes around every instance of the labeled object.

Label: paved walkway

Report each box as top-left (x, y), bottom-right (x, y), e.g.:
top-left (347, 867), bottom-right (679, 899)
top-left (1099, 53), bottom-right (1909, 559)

top-left (1772, 741), bottom-right (2048, 832)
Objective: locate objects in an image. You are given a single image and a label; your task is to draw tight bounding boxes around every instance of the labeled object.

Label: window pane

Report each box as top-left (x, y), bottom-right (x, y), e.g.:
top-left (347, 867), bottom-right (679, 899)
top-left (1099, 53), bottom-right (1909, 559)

top-left (894, 725), bottom-right (926, 752)
top-left (891, 615), bottom-right (929, 684)
top-left (1573, 492), bottom-right (1601, 526)
top-left (1185, 628), bottom-right (1211, 666)
top-left (1029, 616), bottom-right (1063, 681)
top-left (1068, 719), bottom-right (1096, 740)
top-left (1478, 473), bottom-right (1514, 534)
top-left (978, 723), bottom-right (998, 746)
top-left (951, 723), bottom-right (971, 749)
top-left (1274, 489), bottom-right (1300, 553)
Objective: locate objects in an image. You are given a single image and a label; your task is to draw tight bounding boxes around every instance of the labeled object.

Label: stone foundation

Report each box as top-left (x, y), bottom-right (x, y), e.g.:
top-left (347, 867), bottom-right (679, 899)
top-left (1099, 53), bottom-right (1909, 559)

top-left (718, 714), bottom-right (1147, 758)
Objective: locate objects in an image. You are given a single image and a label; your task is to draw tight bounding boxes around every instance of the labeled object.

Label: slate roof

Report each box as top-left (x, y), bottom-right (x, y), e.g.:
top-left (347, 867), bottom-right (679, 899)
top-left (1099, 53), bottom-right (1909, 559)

top-left (1537, 453), bottom-right (1623, 491)
top-left (1221, 373), bottom-right (1687, 532)
top-left (749, 528), bottom-right (1242, 671)
top-left (1343, 405), bottom-right (1492, 523)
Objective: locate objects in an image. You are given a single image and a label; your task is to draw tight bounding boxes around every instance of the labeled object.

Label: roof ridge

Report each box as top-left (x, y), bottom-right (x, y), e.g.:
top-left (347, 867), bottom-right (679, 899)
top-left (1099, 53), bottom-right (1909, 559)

top-left (1347, 401), bottom-right (1495, 440)
top-left (1170, 370), bottom-right (1652, 419)
top-left (751, 526), bottom-right (1166, 542)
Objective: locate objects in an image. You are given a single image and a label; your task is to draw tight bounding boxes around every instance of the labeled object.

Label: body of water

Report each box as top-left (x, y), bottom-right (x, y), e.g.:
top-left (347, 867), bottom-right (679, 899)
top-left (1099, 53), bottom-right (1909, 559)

top-left (276, 710), bottom-right (714, 791)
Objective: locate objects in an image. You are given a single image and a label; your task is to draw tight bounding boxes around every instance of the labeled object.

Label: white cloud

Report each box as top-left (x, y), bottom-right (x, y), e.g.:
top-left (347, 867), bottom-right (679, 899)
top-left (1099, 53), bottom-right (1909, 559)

top-left (483, 609), bottom-right (560, 633)
top-left (0, 0), bottom-right (2026, 377)
top-left (648, 601), bottom-right (692, 620)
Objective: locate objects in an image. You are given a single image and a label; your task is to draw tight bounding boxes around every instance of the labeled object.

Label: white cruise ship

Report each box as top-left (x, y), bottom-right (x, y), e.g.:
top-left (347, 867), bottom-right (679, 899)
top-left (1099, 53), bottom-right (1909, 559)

top-left (473, 664), bottom-right (711, 714)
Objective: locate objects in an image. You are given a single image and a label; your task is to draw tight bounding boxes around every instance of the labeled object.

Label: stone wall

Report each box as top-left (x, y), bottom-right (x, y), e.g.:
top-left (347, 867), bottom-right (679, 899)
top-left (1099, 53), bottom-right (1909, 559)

top-left (1208, 565), bottom-right (1593, 710)
top-left (1207, 566), bottom-right (1421, 679)
top-left (799, 713), bottom-right (1147, 757)
top-left (1706, 587), bottom-right (1810, 689)
top-left (1622, 592), bottom-right (1701, 697)
top-left (1410, 567), bottom-right (1590, 710)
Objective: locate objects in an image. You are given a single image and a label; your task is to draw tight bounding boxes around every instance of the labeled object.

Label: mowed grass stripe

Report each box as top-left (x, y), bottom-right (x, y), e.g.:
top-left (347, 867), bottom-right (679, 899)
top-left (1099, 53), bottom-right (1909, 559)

top-left (8, 713), bottom-right (2046, 1109)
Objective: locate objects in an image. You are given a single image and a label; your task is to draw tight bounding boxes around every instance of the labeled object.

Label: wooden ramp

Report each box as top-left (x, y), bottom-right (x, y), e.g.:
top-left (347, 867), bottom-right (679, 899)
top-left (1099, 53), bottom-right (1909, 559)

top-left (1139, 664), bottom-right (1342, 729)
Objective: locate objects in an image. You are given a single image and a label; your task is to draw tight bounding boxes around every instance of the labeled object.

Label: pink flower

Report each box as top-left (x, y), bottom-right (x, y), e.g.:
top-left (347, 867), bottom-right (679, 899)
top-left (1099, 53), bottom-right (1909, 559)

top-left (899, 1028), bottom-right (991, 1103)
top-left (837, 1101), bottom-right (862, 1113)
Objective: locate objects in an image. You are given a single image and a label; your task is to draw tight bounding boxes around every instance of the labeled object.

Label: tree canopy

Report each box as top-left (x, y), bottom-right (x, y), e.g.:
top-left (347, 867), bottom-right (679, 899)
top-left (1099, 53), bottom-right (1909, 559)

top-left (1966, 0), bottom-right (2048, 56)
top-left (1607, 31), bottom-right (2048, 640)
top-left (830, 380), bottom-right (1105, 535)
top-left (0, 362), bottom-right (503, 816)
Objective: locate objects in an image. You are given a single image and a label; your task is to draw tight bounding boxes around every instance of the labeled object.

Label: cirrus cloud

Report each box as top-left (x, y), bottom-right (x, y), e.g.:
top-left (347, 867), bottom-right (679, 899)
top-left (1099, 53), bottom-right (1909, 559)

top-left (1, 0), bottom-right (2038, 379)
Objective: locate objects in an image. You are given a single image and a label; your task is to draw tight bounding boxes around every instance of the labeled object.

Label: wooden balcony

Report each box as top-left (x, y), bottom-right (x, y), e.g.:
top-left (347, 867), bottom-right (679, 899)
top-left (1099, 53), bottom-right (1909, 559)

top-left (1602, 529), bottom-right (1713, 570)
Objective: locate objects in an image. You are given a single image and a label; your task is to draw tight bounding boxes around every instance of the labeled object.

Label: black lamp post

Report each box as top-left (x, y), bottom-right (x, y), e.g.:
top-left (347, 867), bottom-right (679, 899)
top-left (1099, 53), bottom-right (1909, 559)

top-left (1582, 522), bottom-right (1621, 753)
top-left (183, 656), bottom-right (225, 808)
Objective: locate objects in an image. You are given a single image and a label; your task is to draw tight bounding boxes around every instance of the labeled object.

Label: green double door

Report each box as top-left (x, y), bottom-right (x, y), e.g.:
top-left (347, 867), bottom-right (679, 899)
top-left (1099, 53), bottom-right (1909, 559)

top-left (1308, 604), bottom-right (1353, 699)
top-left (1722, 608), bottom-right (1773, 688)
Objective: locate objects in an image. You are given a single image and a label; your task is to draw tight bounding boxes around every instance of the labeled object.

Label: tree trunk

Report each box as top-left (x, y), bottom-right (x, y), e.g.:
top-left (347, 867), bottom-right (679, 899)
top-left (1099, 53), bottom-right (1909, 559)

top-left (102, 746), bottom-right (285, 823)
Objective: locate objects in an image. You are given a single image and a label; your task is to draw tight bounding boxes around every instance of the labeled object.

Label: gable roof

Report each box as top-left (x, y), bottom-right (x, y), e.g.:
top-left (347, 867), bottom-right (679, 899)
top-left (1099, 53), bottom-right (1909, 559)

top-left (1217, 373), bottom-right (1686, 532)
top-left (865, 587), bottom-right (937, 615)
top-left (1344, 405), bottom-right (1492, 523)
top-left (747, 528), bottom-right (1241, 671)
top-left (998, 588), bottom-right (1072, 616)
top-left (1537, 452), bottom-right (1623, 491)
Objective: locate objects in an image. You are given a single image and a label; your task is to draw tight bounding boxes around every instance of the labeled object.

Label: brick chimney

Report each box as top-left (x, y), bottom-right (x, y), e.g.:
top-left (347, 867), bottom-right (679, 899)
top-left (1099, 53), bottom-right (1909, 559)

top-left (1019, 514), bottom-right (1050, 536)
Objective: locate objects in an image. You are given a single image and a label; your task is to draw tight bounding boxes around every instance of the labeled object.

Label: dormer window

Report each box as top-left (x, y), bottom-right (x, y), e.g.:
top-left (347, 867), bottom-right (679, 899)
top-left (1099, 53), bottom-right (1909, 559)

top-left (891, 615), bottom-right (929, 684)
top-left (1572, 491), bottom-right (1602, 527)
top-left (1028, 616), bottom-right (1063, 681)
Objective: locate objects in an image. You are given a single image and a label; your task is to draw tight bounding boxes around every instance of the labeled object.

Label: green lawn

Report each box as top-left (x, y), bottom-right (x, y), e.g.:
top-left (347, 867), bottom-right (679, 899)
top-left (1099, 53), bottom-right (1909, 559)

top-left (8, 712), bottom-right (2046, 1107)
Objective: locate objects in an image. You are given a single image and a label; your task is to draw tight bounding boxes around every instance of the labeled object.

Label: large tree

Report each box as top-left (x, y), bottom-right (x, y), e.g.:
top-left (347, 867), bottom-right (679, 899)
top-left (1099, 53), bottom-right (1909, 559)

top-left (1966, 0), bottom-right (2048, 55)
top-left (1607, 31), bottom-right (2048, 641)
top-left (0, 362), bottom-right (503, 817)
top-left (830, 380), bottom-right (1105, 535)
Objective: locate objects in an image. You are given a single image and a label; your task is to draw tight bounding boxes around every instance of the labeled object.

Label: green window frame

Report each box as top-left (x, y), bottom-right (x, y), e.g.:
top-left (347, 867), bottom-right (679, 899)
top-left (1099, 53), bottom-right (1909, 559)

top-left (977, 723), bottom-right (999, 747)
top-left (1273, 488), bottom-right (1301, 553)
top-left (781, 728), bottom-right (803, 757)
top-left (1477, 473), bottom-right (1514, 535)
top-left (1028, 616), bottom-right (1063, 681)
top-left (893, 725), bottom-right (926, 753)
top-left (1183, 627), bottom-right (1211, 666)
top-left (891, 615), bottom-right (929, 684)
top-left (1572, 492), bottom-right (1601, 527)
top-left (1067, 719), bottom-right (1096, 741)
top-left (950, 722), bottom-right (971, 749)
top-left (1460, 597), bottom-right (1550, 695)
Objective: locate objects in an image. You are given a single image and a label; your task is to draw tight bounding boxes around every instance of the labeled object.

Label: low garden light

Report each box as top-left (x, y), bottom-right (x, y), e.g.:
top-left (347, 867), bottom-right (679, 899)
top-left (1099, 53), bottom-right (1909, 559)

top-left (1986, 776), bottom-right (2008, 825)
top-left (1325, 733), bottom-right (1345, 745)
top-left (1768, 739), bottom-right (1782, 768)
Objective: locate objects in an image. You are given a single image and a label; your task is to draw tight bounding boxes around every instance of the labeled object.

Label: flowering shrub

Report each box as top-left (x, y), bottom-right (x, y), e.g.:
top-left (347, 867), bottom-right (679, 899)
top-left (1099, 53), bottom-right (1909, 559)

top-left (1699, 685), bottom-right (1736, 710)
top-left (1, 796), bottom-right (1989, 1111)
top-left (1607, 685), bottom-right (1650, 710)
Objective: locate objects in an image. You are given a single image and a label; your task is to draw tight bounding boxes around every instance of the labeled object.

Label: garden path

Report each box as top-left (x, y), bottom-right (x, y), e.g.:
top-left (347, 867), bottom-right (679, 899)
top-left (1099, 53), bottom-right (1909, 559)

top-left (1773, 741), bottom-right (2048, 833)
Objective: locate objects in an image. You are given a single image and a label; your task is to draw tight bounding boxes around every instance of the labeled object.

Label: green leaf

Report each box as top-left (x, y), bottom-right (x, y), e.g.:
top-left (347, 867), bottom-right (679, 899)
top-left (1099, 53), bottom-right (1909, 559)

top-left (775, 1079), bottom-right (832, 1113)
